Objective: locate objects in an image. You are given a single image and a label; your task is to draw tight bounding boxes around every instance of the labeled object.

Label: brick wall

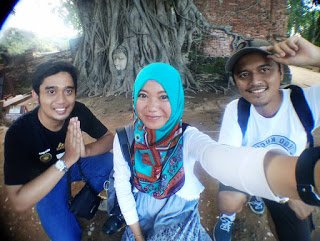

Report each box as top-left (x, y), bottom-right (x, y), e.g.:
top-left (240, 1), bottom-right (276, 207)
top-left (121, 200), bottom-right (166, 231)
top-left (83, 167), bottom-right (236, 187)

top-left (193, 0), bottom-right (288, 56)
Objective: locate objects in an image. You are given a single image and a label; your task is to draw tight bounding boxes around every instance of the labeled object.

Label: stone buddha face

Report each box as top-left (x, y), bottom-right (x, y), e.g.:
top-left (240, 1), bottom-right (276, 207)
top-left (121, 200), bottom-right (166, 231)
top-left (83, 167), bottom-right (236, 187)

top-left (113, 47), bottom-right (128, 71)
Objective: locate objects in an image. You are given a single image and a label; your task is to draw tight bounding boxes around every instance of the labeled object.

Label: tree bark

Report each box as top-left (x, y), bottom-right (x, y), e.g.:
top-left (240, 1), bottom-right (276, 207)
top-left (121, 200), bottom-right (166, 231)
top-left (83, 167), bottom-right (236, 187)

top-left (73, 0), bottom-right (243, 97)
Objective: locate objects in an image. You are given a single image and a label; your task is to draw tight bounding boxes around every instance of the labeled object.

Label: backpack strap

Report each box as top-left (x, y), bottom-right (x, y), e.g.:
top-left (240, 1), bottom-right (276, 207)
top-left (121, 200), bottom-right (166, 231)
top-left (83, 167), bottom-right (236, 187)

top-left (116, 125), bottom-right (134, 171)
top-left (182, 122), bottom-right (189, 132)
top-left (237, 97), bottom-right (251, 140)
top-left (116, 125), bottom-right (134, 187)
top-left (285, 85), bottom-right (314, 147)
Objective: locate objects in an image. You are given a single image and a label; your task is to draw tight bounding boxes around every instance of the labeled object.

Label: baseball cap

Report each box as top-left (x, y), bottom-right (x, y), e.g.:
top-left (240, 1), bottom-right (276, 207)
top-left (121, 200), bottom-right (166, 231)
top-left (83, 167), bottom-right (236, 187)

top-left (225, 39), bottom-right (272, 74)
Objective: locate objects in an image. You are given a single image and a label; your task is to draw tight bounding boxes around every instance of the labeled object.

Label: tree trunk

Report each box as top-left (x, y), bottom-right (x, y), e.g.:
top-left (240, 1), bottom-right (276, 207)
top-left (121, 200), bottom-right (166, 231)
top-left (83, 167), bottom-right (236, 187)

top-left (73, 0), bottom-right (240, 97)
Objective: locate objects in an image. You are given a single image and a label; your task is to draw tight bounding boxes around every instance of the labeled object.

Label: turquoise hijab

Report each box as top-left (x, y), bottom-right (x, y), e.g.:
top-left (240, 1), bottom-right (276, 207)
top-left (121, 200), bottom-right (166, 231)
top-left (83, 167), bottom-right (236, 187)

top-left (132, 62), bottom-right (185, 199)
top-left (133, 62), bottom-right (184, 140)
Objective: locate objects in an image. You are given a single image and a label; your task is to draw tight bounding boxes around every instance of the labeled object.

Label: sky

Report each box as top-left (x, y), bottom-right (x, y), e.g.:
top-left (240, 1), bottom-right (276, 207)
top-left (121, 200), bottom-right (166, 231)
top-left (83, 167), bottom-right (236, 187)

top-left (1, 0), bottom-right (78, 39)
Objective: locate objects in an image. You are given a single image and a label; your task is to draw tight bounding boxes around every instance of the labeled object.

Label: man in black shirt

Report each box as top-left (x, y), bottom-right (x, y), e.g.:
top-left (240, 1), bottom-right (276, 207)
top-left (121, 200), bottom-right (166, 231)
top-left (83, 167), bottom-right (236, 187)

top-left (4, 61), bottom-right (120, 240)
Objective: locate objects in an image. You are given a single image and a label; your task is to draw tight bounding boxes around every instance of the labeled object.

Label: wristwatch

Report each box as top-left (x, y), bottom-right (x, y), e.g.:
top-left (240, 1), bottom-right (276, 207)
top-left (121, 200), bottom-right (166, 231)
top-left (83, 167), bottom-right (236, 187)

top-left (296, 147), bottom-right (320, 206)
top-left (54, 159), bottom-right (68, 173)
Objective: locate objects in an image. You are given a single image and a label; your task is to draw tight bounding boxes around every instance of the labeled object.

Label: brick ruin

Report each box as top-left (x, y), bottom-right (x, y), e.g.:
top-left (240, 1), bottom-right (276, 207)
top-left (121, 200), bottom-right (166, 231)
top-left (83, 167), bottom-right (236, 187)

top-left (194, 0), bottom-right (288, 57)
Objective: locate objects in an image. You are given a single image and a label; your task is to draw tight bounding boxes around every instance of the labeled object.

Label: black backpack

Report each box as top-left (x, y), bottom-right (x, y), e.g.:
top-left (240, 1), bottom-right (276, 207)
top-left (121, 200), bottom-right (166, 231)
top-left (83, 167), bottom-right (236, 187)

top-left (237, 85), bottom-right (314, 147)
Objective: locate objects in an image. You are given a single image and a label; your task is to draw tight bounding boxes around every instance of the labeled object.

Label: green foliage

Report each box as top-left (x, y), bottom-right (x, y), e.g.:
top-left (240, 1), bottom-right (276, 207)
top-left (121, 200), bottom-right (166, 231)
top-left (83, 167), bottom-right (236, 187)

top-left (0, 28), bottom-right (37, 55)
top-left (288, 0), bottom-right (320, 45)
top-left (0, 28), bottom-right (65, 55)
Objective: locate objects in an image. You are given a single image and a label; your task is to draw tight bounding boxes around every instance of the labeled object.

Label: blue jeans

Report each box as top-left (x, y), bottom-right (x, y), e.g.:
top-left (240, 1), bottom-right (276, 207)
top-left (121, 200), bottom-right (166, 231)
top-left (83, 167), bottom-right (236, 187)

top-left (36, 152), bottom-right (113, 241)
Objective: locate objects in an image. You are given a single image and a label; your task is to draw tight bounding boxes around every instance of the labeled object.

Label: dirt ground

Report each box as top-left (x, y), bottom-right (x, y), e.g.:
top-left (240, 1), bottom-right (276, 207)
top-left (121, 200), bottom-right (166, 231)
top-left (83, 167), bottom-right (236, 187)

top-left (1, 66), bottom-right (320, 241)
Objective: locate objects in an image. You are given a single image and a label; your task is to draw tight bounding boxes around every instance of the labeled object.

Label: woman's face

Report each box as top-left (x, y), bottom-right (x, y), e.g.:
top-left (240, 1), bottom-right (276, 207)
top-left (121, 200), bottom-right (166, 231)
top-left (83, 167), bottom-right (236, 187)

top-left (136, 80), bottom-right (172, 130)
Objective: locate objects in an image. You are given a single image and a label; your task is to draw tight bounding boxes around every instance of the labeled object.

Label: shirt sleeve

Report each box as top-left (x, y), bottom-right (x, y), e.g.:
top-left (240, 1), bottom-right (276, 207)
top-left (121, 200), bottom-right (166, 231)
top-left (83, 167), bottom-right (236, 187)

top-left (113, 134), bottom-right (139, 225)
top-left (74, 102), bottom-right (108, 139)
top-left (184, 126), bottom-right (286, 202)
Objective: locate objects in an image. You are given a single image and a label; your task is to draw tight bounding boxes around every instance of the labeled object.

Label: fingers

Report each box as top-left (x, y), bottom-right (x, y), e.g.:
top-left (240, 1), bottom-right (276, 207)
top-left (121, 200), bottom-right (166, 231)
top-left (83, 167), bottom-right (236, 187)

top-left (68, 117), bottom-right (80, 147)
top-left (80, 130), bottom-right (86, 157)
top-left (284, 35), bottom-right (300, 52)
top-left (274, 43), bottom-right (296, 57)
top-left (267, 36), bottom-right (300, 58)
top-left (263, 35), bottom-right (308, 65)
top-left (277, 35), bottom-right (300, 56)
top-left (75, 117), bottom-right (82, 146)
top-left (267, 54), bottom-right (288, 65)
top-left (69, 117), bottom-right (86, 157)
top-left (64, 117), bottom-right (83, 165)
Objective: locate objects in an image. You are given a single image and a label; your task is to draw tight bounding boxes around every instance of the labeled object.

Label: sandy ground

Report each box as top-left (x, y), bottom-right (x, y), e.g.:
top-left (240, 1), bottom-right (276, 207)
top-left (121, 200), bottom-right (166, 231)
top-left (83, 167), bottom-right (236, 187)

top-left (290, 66), bottom-right (320, 87)
top-left (0, 66), bottom-right (320, 241)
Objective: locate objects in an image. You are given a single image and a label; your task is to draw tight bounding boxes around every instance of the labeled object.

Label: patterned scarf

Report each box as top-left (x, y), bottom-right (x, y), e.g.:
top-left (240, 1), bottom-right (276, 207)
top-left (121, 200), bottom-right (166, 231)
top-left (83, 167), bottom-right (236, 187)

top-left (132, 62), bottom-right (185, 199)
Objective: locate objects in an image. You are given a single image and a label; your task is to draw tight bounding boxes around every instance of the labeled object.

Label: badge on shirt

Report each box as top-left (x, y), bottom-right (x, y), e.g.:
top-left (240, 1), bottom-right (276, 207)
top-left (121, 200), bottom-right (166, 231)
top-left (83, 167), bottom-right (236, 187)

top-left (56, 142), bottom-right (65, 151)
top-left (39, 149), bottom-right (52, 163)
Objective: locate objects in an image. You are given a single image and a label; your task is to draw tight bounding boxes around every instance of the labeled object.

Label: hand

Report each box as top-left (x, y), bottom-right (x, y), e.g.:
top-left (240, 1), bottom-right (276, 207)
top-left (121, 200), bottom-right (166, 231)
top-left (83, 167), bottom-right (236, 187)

top-left (135, 234), bottom-right (146, 241)
top-left (262, 35), bottom-right (320, 67)
top-left (63, 117), bottom-right (83, 167)
top-left (129, 222), bottom-right (145, 241)
top-left (288, 199), bottom-right (315, 220)
top-left (80, 130), bottom-right (87, 158)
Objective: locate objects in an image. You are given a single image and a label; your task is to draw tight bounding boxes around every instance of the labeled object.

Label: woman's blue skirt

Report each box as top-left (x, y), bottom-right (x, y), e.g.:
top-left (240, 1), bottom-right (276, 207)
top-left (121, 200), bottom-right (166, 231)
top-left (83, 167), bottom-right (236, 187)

top-left (121, 192), bottom-right (211, 241)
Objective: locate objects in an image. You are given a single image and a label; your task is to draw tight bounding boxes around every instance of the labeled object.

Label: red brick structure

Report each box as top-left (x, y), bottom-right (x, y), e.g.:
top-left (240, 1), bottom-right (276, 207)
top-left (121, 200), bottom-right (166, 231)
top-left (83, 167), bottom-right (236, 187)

top-left (194, 0), bottom-right (289, 56)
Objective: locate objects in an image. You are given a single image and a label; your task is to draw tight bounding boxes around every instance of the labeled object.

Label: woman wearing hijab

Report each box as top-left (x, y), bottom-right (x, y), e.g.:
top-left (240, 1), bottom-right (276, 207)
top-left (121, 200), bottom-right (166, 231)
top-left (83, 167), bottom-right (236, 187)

top-left (113, 62), bottom-right (320, 241)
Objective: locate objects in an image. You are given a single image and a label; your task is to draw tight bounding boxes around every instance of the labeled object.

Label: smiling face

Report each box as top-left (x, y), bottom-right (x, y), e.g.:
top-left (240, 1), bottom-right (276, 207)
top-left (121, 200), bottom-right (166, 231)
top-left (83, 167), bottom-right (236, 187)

top-left (136, 80), bottom-right (172, 130)
top-left (35, 71), bottom-right (76, 131)
top-left (233, 53), bottom-right (283, 116)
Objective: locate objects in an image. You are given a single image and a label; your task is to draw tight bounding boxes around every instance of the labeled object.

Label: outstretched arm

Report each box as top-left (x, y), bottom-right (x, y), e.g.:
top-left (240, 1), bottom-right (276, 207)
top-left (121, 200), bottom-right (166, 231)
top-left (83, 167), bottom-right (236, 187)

top-left (202, 144), bottom-right (320, 205)
top-left (264, 35), bottom-right (320, 67)
top-left (187, 127), bottom-right (320, 205)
